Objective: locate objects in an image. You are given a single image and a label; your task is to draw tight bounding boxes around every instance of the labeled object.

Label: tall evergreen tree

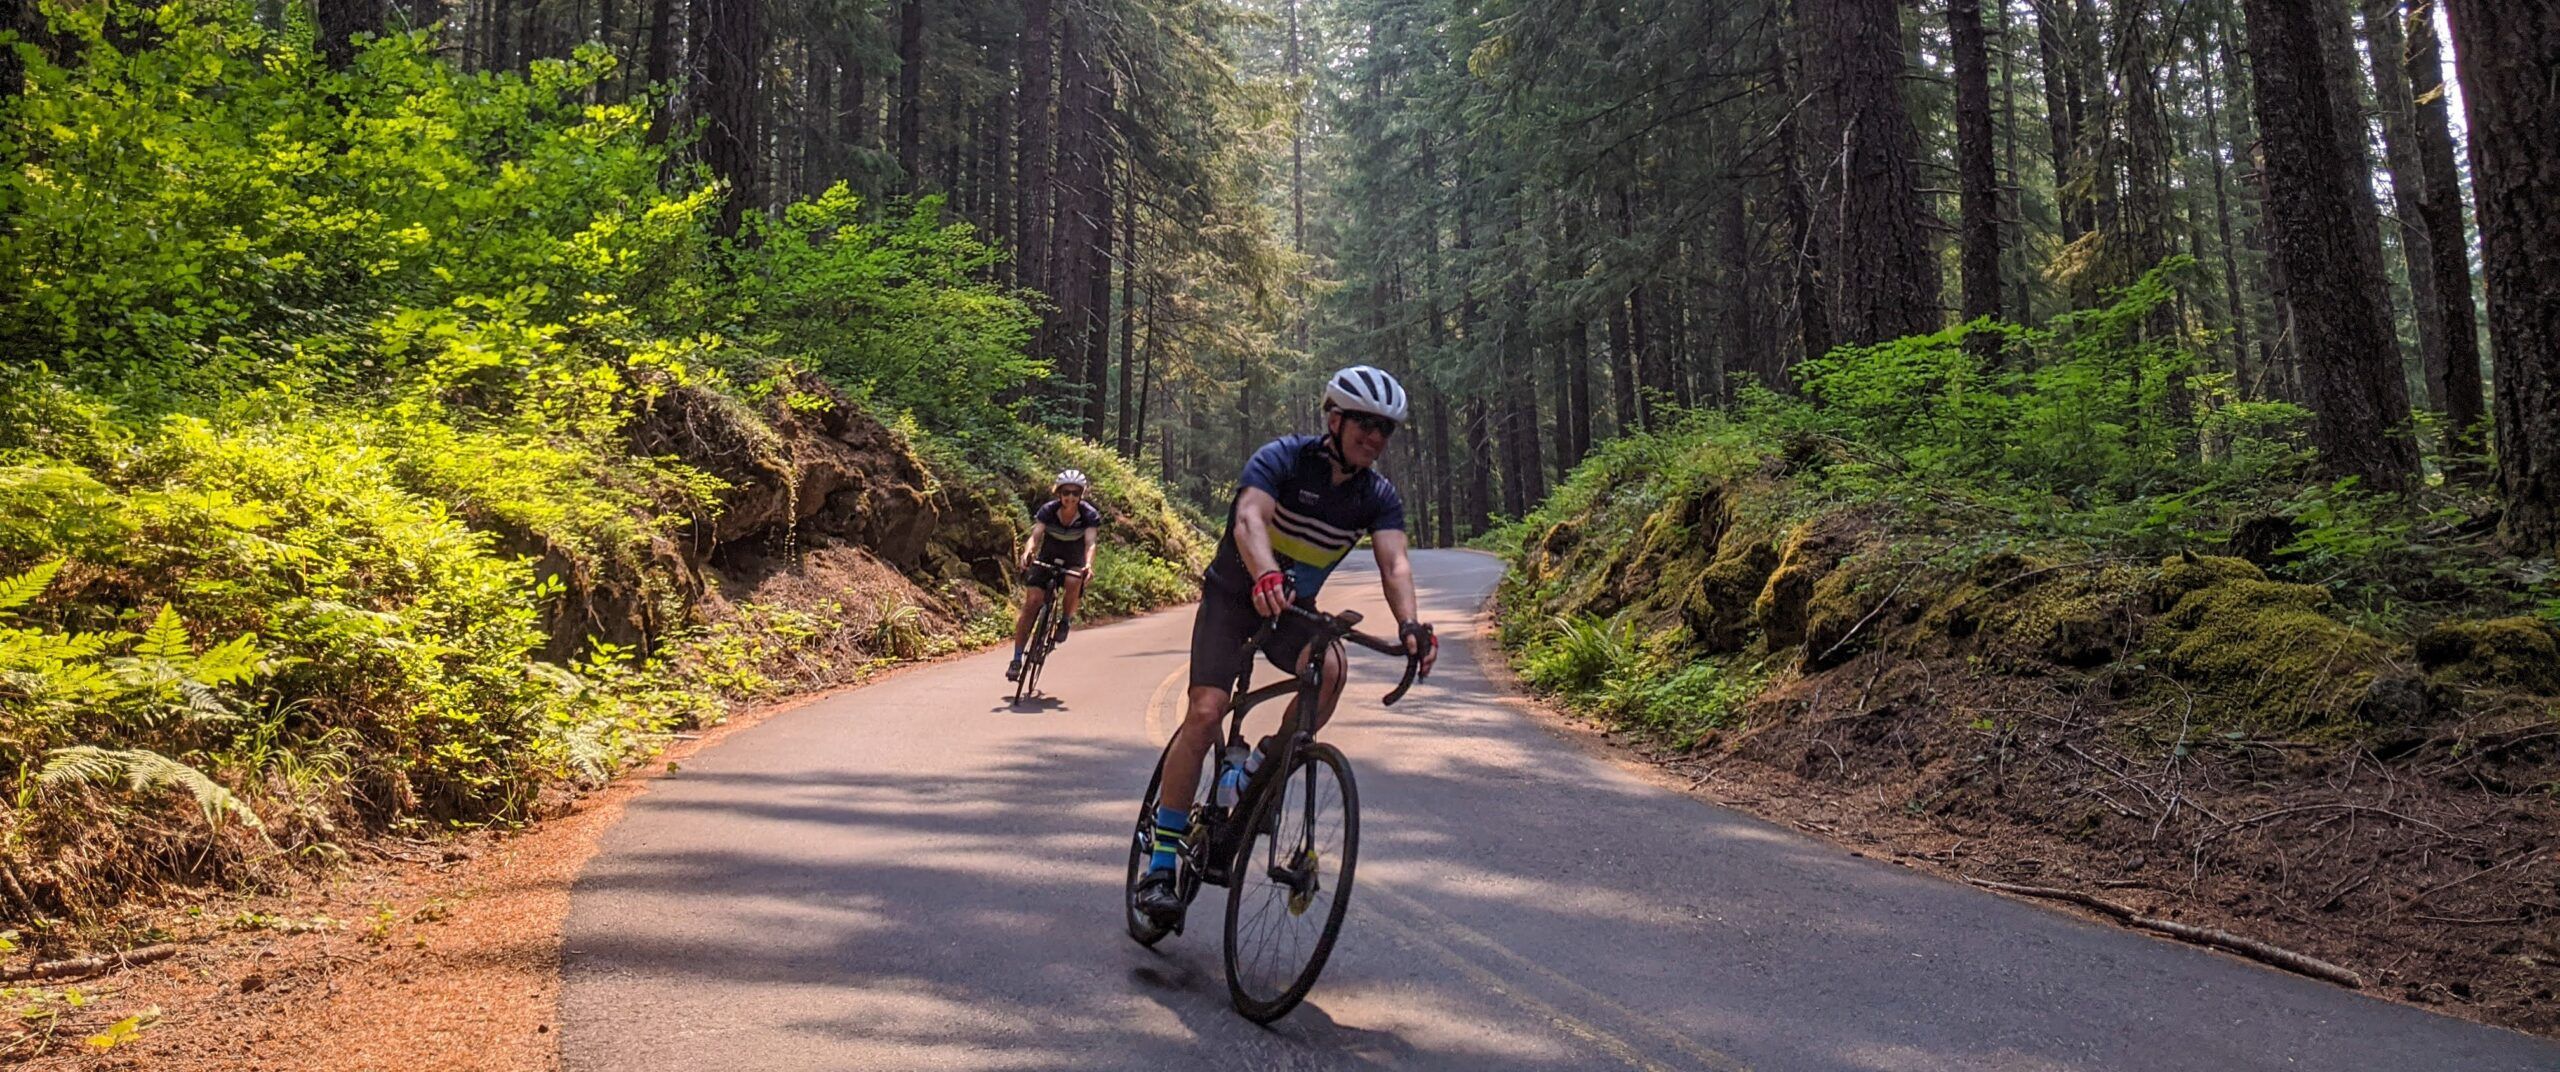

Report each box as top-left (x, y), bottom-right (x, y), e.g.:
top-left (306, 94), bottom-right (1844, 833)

top-left (2241, 0), bottom-right (2418, 492)
top-left (2442, 0), bottom-right (2560, 554)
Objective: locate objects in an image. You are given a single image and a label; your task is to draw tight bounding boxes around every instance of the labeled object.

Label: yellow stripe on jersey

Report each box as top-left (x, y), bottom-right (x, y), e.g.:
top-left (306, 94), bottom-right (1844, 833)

top-left (1267, 527), bottom-right (1348, 570)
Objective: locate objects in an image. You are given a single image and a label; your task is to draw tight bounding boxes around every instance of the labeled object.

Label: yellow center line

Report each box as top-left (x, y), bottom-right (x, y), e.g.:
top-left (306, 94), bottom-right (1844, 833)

top-left (1364, 880), bottom-right (1755, 1072)
top-left (1141, 664), bottom-right (1185, 743)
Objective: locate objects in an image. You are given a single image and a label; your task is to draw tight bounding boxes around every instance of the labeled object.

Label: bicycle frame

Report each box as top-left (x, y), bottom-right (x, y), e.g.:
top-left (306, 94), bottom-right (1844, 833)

top-left (1198, 639), bottom-right (1334, 881)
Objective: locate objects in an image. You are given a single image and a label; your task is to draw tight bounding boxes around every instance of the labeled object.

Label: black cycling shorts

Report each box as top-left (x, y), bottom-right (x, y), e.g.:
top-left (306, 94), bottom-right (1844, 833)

top-left (1188, 585), bottom-right (1322, 690)
top-left (1021, 562), bottom-right (1079, 588)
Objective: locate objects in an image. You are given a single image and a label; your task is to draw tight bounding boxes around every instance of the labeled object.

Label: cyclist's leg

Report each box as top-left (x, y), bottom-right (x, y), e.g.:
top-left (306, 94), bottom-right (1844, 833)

top-left (1258, 617), bottom-right (1347, 732)
top-left (1059, 570), bottom-right (1086, 620)
top-left (1159, 684), bottom-right (1229, 822)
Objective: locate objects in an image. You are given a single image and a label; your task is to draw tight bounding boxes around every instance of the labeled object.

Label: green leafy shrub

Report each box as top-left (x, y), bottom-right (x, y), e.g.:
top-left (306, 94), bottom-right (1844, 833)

top-left (0, 0), bottom-right (1208, 933)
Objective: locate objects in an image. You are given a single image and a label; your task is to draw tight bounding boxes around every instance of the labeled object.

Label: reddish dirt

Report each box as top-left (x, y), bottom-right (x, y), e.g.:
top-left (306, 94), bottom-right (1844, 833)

top-left (0, 662), bottom-right (922, 1070)
top-left (1500, 643), bottom-right (2560, 1041)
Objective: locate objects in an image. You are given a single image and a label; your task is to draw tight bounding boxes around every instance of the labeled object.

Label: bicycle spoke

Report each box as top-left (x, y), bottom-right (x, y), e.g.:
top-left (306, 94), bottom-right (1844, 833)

top-left (1224, 745), bottom-right (1358, 1019)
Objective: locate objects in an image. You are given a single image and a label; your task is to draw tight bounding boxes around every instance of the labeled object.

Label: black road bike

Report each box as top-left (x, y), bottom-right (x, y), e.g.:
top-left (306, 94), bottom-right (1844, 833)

top-left (1123, 603), bottom-right (1429, 1023)
top-left (1012, 558), bottom-right (1082, 704)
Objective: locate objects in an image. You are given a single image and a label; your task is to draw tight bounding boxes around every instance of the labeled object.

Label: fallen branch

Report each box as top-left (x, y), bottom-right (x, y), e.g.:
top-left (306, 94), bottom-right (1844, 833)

top-left (0, 943), bottom-right (180, 983)
top-left (1966, 878), bottom-right (2362, 988)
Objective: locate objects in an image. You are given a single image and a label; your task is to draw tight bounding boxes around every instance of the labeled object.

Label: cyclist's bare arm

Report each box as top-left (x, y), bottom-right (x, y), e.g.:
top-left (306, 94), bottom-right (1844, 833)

top-left (1370, 529), bottom-right (1436, 675)
top-left (1233, 488), bottom-right (1290, 616)
top-left (1019, 522), bottom-right (1047, 568)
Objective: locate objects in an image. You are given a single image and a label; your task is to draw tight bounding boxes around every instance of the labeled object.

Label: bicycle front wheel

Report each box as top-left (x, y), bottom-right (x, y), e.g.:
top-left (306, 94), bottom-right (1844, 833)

top-left (1014, 601), bottom-right (1054, 704)
top-left (1222, 742), bottom-right (1359, 1023)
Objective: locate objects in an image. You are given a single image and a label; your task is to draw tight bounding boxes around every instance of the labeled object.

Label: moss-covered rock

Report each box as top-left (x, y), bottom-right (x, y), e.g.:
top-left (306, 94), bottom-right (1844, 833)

top-left (1802, 558), bottom-right (1897, 669)
top-left (2150, 575), bottom-right (2399, 732)
top-left (1685, 527), bottom-right (1779, 653)
top-left (1754, 518), bottom-right (1852, 651)
top-left (1974, 564), bottom-right (2144, 669)
top-left (2150, 552), bottom-right (2267, 611)
top-left (2413, 617), bottom-right (2560, 694)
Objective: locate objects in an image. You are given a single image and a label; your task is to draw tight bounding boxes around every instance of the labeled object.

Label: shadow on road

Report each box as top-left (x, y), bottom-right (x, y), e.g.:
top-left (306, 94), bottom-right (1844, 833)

top-left (562, 553), bottom-right (2559, 1072)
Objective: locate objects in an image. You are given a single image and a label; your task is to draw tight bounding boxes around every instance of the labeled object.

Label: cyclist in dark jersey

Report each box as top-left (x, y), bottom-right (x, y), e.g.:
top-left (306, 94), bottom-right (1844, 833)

top-left (1133, 366), bottom-right (1439, 927)
top-left (1006, 469), bottom-right (1101, 683)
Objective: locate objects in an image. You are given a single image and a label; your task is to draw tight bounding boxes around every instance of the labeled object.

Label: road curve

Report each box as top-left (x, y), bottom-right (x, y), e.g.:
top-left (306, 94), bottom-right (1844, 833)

top-left (562, 549), bottom-right (2558, 1071)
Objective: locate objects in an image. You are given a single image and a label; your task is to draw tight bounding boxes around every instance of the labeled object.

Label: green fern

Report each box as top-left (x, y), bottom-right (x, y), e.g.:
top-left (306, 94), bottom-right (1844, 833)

top-left (0, 559), bottom-right (62, 617)
top-left (39, 746), bottom-right (266, 831)
top-left (134, 605), bottom-right (192, 662)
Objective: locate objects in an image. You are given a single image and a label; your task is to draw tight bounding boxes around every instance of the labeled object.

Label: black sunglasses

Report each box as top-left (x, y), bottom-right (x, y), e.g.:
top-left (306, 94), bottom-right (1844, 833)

top-left (1343, 411), bottom-right (1399, 437)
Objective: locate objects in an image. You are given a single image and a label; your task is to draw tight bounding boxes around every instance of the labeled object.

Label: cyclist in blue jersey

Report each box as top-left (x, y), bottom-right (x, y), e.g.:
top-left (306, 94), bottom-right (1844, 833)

top-left (1133, 366), bottom-right (1440, 927)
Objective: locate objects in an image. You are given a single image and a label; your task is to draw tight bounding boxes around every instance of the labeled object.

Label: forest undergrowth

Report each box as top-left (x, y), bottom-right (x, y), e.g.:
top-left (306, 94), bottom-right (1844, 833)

top-left (0, 0), bottom-right (1204, 987)
top-left (1493, 265), bottom-right (2560, 1035)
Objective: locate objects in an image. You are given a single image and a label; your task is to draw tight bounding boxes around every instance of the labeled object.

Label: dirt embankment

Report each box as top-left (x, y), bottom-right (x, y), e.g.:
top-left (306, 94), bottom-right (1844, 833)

top-left (0, 379), bottom-right (1162, 1066)
top-left (1506, 478), bottom-right (2560, 1038)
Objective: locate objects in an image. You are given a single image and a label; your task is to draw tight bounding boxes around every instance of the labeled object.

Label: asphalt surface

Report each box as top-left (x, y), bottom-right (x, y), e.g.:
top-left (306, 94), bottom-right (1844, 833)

top-left (562, 549), bottom-right (2560, 1071)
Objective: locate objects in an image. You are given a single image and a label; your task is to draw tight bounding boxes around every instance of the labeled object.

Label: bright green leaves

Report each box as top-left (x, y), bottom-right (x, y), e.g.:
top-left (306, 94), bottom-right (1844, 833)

top-left (0, 560), bottom-right (64, 616)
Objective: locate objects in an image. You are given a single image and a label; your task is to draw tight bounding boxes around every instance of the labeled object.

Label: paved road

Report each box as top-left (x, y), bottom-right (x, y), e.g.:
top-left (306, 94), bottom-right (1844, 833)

top-left (563, 550), bottom-right (2559, 1071)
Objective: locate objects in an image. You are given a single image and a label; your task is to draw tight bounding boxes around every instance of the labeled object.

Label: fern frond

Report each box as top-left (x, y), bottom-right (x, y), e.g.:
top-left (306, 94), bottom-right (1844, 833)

top-left (135, 605), bottom-right (192, 662)
top-left (191, 634), bottom-right (267, 687)
top-left (0, 560), bottom-right (62, 616)
top-left (178, 679), bottom-right (235, 721)
top-left (39, 746), bottom-right (266, 831)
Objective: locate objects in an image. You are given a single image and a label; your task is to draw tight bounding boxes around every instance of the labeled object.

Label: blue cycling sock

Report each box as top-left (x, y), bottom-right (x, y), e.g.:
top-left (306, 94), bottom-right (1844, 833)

top-left (1150, 805), bottom-right (1188, 873)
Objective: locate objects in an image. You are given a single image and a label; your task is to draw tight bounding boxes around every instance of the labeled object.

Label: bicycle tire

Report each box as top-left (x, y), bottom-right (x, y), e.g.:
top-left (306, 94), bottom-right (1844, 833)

top-left (1014, 598), bottom-right (1054, 704)
top-left (1222, 742), bottom-right (1359, 1023)
top-left (1125, 738), bottom-right (1207, 946)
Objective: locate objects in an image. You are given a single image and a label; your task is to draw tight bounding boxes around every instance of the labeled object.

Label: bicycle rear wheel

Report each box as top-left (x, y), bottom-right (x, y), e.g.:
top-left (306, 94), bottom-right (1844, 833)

top-left (1125, 740), bottom-right (1207, 946)
top-left (1222, 742), bottom-right (1358, 1023)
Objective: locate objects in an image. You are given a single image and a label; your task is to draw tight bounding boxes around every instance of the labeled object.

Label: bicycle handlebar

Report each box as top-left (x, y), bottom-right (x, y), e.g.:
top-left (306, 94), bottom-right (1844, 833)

top-left (1258, 603), bottom-right (1432, 706)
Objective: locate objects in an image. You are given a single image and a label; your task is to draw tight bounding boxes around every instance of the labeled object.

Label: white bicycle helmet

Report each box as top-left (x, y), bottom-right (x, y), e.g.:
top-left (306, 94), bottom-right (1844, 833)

top-left (1322, 365), bottom-right (1409, 424)
top-left (1053, 469), bottom-right (1090, 491)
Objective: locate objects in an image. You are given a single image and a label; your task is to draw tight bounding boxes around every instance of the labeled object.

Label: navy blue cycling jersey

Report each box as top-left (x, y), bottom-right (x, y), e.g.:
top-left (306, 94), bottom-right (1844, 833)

top-left (1204, 435), bottom-right (1406, 601)
top-left (1032, 498), bottom-right (1101, 563)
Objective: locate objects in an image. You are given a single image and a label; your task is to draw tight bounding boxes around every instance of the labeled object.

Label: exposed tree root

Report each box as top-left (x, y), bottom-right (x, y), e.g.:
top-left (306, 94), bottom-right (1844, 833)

top-left (1965, 878), bottom-right (2364, 988)
top-left (0, 942), bottom-right (180, 983)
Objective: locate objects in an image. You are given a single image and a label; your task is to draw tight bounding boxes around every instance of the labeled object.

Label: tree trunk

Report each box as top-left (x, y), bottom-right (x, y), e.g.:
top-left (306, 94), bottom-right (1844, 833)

top-left (1463, 398), bottom-right (1495, 539)
top-left (1016, 0), bottom-right (1055, 297)
top-left (2199, 33), bottom-right (2254, 380)
top-left (0, 0), bottom-right (19, 101)
top-left (642, 0), bottom-right (678, 143)
top-left (2442, 0), bottom-right (2560, 553)
top-left (893, 0), bottom-right (923, 188)
top-left (1083, 76), bottom-right (1116, 440)
top-left (1427, 394), bottom-right (1455, 548)
top-left (1050, 13), bottom-right (1097, 420)
top-left (2242, 0), bottom-right (2419, 492)
top-left (1421, 136), bottom-right (1458, 546)
top-left (1116, 162), bottom-right (1139, 458)
top-left (1799, 0), bottom-right (1939, 345)
top-left (2111, 0), bottom-right (2174, 295)
top-left (315, 0), bottom-right (381, 69)
top-left (1999, 0), bottom-right (2032, 325)
top-left (2036, 2), bottom-right (2080, 245)
top-left (2315, 0), bottom-right (2403, 371)
top-left (1951, 0), bottom-right (2002, 333)
top-left (2360, 0), bottom-right (2448, 415)
top-left (701, 0), bottom-right (758, 237)
top-left (2406, 1), bottom-right (2487, 474)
